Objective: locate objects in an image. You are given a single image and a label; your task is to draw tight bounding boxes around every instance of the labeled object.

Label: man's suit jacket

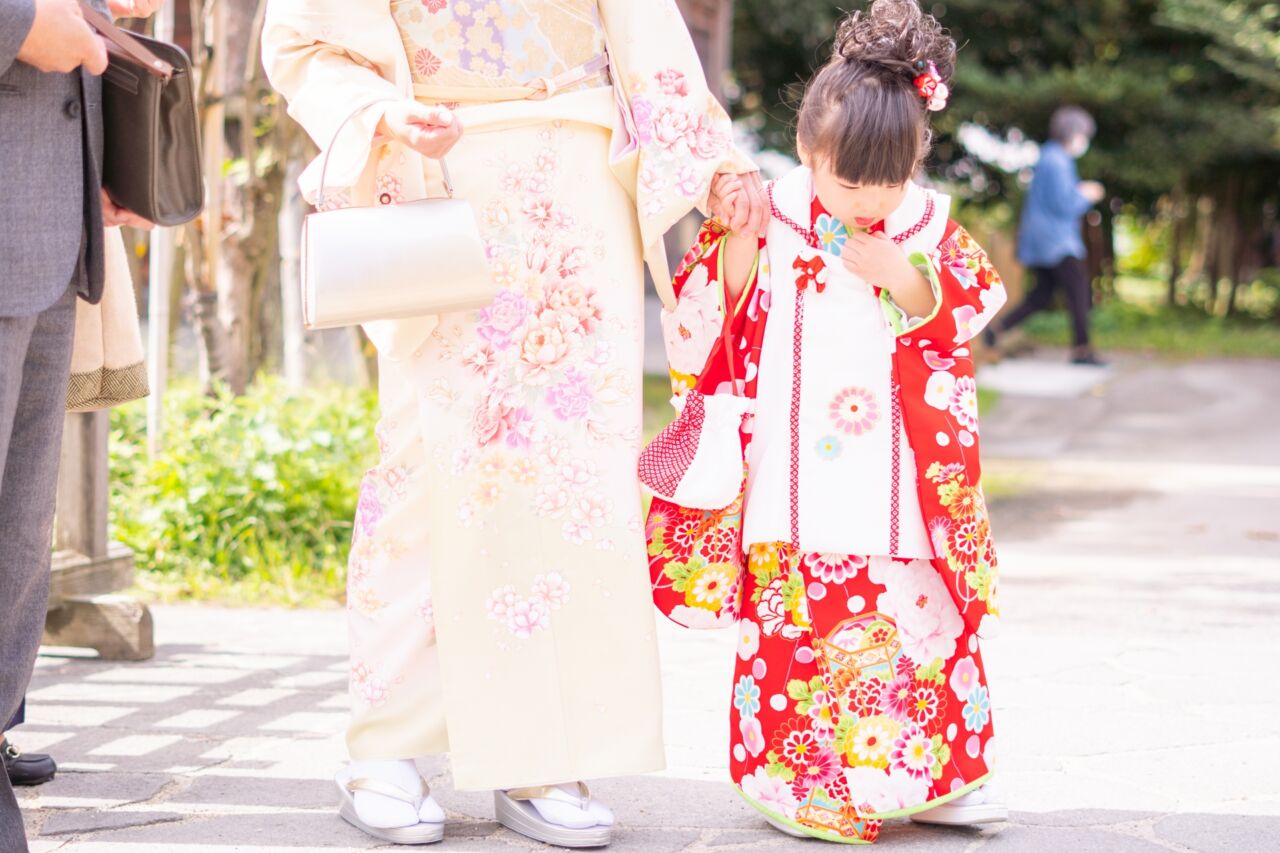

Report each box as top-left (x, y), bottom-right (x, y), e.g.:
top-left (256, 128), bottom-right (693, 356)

top-left (0, 0), bottom-right (106, 318)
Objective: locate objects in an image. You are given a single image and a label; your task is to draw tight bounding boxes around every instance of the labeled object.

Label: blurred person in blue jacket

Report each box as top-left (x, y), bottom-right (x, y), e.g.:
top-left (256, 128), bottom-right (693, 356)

top-left (986, 106), bottom-right (1106, 365)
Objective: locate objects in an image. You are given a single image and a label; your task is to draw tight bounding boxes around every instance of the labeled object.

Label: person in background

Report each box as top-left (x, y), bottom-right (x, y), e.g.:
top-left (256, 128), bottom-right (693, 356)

top-left (2, 702), bottom-right (56, 788)
top-left (986, 106), bottom-right (1106, 365)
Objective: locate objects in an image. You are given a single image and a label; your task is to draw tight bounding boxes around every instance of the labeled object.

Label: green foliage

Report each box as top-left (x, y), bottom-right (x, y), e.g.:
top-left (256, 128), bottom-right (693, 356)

top-left (1022, 278), bottom-right (1280, 357)
top-left (731, 1), bottom-right (1280, 203)
top-left (109, 379), bottom-right (378, 605)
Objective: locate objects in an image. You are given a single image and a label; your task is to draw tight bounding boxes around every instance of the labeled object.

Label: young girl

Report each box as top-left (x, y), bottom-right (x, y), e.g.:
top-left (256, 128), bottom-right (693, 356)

top-left (649, 0), bottom-right (1008, 843)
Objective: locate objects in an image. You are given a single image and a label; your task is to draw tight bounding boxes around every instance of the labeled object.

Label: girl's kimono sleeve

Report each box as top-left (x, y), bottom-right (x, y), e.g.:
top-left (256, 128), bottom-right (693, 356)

top-left (662, 220), bottom-right (763, 397)
top-left (597, 0), bottom-right (757, 307)
top-left (262, 0), bottom-right (405, 204)
top-left (885, 221), bottom-right (1009, 347)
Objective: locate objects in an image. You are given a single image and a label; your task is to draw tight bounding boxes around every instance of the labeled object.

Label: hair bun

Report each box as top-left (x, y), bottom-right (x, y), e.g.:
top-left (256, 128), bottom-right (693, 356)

top-left (832, 0), bottom-right (956, 84)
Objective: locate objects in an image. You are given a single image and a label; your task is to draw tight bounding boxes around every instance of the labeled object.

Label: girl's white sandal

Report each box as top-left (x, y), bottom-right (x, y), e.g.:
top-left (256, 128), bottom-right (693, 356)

top-left (910, 788), bottom-right (1009, 826)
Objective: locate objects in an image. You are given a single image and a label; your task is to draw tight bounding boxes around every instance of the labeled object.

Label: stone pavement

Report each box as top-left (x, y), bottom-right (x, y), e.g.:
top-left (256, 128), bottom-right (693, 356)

top-left (14, 353), bottom-right (1280, 852)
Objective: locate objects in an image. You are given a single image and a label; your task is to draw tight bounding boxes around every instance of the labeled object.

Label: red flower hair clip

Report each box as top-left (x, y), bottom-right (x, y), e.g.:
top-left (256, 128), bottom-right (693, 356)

top-left (913, 61), bottom-right (949, 112)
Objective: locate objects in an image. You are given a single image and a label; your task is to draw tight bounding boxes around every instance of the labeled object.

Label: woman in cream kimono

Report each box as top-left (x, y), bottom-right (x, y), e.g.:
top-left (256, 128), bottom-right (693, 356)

top-left (262, 0), bottom-right (762, 846)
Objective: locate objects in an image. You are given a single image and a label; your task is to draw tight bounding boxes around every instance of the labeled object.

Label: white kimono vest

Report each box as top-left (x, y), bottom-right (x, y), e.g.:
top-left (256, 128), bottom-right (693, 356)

top-left (743, 168), bottom-right (951, 558)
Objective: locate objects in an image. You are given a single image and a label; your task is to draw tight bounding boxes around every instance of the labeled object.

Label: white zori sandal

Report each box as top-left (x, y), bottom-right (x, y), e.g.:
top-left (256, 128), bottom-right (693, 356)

top-left (495, 781), bottom-right (614, 848)
top-left (910, 787), bottom-right (1009, 826)
top-left (336, 770), bottom-right (445, 844)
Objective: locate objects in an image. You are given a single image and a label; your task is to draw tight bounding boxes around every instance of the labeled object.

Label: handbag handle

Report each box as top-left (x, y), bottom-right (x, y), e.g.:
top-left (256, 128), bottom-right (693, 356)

top-left (316, 99), bottom-right (454, 209)
top-left (710, 281), bottom-right (740, 396)
top-left (78, 1), bottom-right (174, 80)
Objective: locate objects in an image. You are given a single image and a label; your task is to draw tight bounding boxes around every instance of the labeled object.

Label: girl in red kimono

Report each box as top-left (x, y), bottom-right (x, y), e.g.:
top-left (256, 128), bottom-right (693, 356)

top-left (647, 1), bottom-right (1009, 843)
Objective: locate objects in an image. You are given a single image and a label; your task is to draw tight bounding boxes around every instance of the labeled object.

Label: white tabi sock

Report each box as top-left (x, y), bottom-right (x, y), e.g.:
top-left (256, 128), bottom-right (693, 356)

top-left (347, 758), bottom-right (445, 829)
top-left (520, 783), bottom-right (612, 829)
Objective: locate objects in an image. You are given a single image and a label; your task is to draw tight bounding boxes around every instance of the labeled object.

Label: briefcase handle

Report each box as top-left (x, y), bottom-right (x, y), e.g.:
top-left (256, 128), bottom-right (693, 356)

top-left (78, 1), bottom-right (174, 81)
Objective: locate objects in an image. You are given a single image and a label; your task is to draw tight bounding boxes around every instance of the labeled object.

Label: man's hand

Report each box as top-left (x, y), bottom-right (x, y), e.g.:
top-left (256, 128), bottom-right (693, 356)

top-left (107, 0), bottom-right (161, 17)
top-left (101, 189), bottom-right (154, 230)
top-left (378, 102), bottom-right (463, 160)
top-left (16, 0), bottom-right (108, 75)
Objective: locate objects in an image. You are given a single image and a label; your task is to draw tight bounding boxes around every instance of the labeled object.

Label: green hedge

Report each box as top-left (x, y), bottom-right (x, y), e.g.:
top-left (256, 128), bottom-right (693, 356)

top-left (109, 379), bottom-right (378, 605)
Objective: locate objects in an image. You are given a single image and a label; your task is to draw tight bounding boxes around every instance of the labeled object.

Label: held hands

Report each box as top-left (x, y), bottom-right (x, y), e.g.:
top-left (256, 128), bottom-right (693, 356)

top-left (101, 188), bottom-right (154, 230)
top-left (379, 102), bottom-right (463, 160)
top-left (708, 171), bottom-right (768, 237)
top-left (16, 0), bottom-right (108, 75)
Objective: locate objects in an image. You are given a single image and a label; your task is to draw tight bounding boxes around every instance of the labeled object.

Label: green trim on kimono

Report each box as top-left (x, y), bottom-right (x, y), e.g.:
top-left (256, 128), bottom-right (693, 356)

top-left (879, 249), bottom-right (943, 337)
top-left (735, 770), bottom-right (994, 843)
top-left (714, 235), bottom-right (760, 320)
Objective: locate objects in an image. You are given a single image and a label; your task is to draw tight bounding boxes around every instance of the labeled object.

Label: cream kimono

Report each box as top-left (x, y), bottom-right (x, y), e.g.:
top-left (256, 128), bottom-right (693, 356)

top-left (262, 0), bottom-right (752, 790)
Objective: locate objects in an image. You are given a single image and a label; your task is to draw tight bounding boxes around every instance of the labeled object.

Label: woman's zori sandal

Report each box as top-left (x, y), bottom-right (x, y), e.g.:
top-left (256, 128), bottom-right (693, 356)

top-left (336, 768), bottom-right (445, 845)
top-left (495, 781), bottom-right (615, 848)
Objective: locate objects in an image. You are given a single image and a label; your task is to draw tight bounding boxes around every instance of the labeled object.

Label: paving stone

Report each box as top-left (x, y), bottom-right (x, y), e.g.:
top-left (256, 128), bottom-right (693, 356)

top-left (979, 825), bottom-right (1170, 852)
top-left (591, 776), bottom-right (758, 829)
top-left (39, 810), bottom-right (184, 837)
top-left (1013, 809), bottom-right (1160, 827)
top-left (1153, 813), bottom-right (1280, 853)
top-left (15, 771), bottom-right (170, 809)
top-left (74, 810), bottom-right (385, 848)
top-left (607, 828), bottom-right (703, 852)
top-left (164, 774), bottom-right (340, 810)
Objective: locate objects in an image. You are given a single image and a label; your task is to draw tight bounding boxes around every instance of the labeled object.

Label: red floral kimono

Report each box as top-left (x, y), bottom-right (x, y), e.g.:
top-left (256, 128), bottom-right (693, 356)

top-left (647, 166), bottom-right (1007, 843)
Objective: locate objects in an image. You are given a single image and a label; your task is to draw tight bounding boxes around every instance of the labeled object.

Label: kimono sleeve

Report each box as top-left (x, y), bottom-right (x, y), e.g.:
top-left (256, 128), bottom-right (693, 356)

top-left (883, 221), bottom-right (1009, 347)
top-left (597, 0), bottom-right (757, 297)
top-left (261, 0), bottom-right (403, 203)
top-left (661, 220), bottom-right (762, 396)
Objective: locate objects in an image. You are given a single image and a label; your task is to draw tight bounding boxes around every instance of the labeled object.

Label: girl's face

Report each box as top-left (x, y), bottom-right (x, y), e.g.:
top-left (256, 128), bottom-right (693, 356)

top-left (801, 146), bottom-right (910, 229)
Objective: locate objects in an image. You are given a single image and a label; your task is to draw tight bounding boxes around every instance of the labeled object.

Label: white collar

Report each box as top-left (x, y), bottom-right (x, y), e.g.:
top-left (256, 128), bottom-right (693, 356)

top-left (769, 167), bottom-right (950, 256)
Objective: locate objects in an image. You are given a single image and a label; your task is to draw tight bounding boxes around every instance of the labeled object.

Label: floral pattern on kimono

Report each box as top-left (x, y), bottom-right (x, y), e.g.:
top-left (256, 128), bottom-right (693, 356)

top-left (730, 544), bottom-right (995, 842)
top-left (647, 169), bottom-right (1007, 840)
top-left (265, 0), bottom-right (757, 786)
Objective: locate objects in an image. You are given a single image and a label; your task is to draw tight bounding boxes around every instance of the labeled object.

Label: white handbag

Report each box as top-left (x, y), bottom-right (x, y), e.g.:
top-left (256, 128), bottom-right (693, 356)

top-left (638, 388), bottom-right (753, 510)
top-left (300, 101), bottom-right (495, 330)
top-left (638, 301), bottom-right (753, 511)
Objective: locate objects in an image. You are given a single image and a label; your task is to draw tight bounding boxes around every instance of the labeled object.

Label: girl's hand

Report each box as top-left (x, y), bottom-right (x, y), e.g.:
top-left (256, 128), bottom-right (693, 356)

top-left (708, 173), bottom-right (744, 227)
top-left (379, 102), bottom-right (463, 160)
top-left (709, 170), bottom-right (768, 237)
top-left (842, 231), bottom-right (934, 316)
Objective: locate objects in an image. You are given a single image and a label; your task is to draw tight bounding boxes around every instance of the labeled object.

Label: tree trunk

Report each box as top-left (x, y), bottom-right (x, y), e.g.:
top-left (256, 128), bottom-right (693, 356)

top-left (279, 133), bottom-right (308, 390)
top-left (1167, 184), bottom-right (1185, 306)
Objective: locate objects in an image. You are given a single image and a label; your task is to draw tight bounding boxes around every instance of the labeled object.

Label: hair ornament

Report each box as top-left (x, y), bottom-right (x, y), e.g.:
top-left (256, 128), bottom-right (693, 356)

top-left (914, 61), bottom-right (949, 112)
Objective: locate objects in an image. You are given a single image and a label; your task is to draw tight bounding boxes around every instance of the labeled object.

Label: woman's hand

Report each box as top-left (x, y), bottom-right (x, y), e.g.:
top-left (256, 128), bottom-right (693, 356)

top-left (101, 188), bottom-right (154, 230)
top-left (709, 170), bottom-right (767, 237)
top-left (378, 101), bottom-right (463, 160)
top-left (108, 0), bottom-right (161, 18)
